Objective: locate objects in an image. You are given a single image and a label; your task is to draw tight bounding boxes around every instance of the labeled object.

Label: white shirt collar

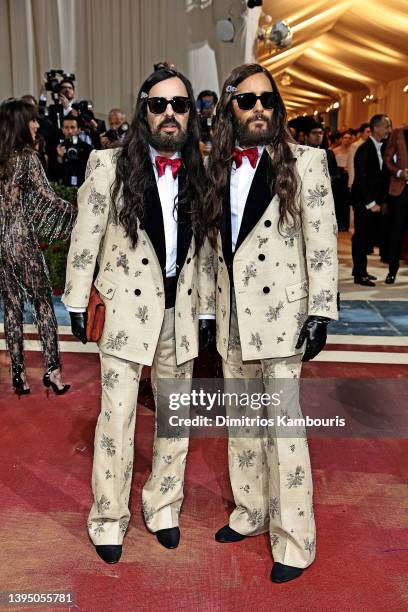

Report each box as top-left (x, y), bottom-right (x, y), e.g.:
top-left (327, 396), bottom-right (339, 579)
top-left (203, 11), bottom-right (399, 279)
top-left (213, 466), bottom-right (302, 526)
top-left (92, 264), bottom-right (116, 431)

top-left (369, 135), bottom-right (382, 151)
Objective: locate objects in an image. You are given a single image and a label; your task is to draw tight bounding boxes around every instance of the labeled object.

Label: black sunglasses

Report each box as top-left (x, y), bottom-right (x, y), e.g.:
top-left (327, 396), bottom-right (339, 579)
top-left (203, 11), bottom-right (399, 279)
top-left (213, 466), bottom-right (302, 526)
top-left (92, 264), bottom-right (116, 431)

top-left (147, 96), bottom-right (191, 114)
top-left (231, 91), bottom-right (278, 111)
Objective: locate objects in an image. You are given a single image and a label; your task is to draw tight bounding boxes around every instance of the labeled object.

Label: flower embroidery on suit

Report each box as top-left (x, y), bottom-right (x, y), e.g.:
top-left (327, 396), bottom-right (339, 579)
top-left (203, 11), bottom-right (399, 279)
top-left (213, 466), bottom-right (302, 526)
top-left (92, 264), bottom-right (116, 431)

top-left (89, 186), bottom-right (107, 215)
top-left (306, 184), bottom-right (329, 208)
top-left (205, 293), bottom-right (216, 311)
top-left (142, 501), bottom-right (155, 524)
top-left (123, 460), bottom-right (132, 483)
top-left (249, 332), bottom-right (262, 352)
top-left (191, 306), bottom-right (197, 321)
top-left (94, 157), bottom-right (105, 170)
top-left (304, 537), bottom-right (315, 555)
top-left (104, 409), bottom-right (111, 421)
top-left (105, 330), bottom-right (129, 351)
top-left (281, 225), bottom-right (298, 248)
top-left (96, 494), bottom-right (111, 515)
top-left (309, 219), bottom-right (321, 232)
top-left (127, 406), bottom-right (136, 428)
top-left (310, 248), bottom-right (333, 271)
top-left (92, 223), bottom-right (103, 234)
top-left (311, 289), bottom-right (334, 312)
top-left (92, 520), bottom-right (105, 536)
top-left (287, 263), bottom-right (297, 274)
top-left (321, 154), bottom-right (329, 179)
top-left (105, 470), bottom-right (112, 480)
top-left (143, 343), bottom-right (149, 350)
top-left (104, 261), bottom-right (113, 272)
top-left (162, 455), bottom-right (172, 464)
top-left (221, 305), bottom-right (227, 319)
top-left (238, 449), bottom-right (256, 469)
top-left (269, 496), bottom-right (279, 519)
top-left (228, 334), bottom-right (240, 353)
top-left (116, 251), bottom-right (129, 275)
top-left (102, 368), bottom-right (119, 389)
top-left (286, 465), bottom-right (305, 488)
top-left (271, 533), bottom-right (279, 548)
top-left (180, 335), bottom-right (190, 352)
top-left (247, 508), bottom-right (264, 527)
top-left (244, 307), bottom-right (251, 316)
top-left (178, 271), bottom-right (185, 285)
top-left (201, 253), bottom-right (215, 275)
top-left (64, 280), bottom-right (73, 296)
top-left (135, 305), bottom-right (149, 324)
top-left (160, 475), bottom-right (179, 494)
top-left (134, 270), bottom-right (142, 278)
top-left (119, 518), bottom-right (128, 535)
top-left (295, 311), bottom-right (308, 332)
top-left (100, 433), bottom-right (116, 457)
top-left (240, 484), bottom-right (250, 493)
top-left (257, 235), bottom-right (269, 248)
top-left (265, 302), bottom-right (284, 322)
top-left (242, 263), bottom-right (257, 286)
top-left (72, 249), bottom-right (93, 269)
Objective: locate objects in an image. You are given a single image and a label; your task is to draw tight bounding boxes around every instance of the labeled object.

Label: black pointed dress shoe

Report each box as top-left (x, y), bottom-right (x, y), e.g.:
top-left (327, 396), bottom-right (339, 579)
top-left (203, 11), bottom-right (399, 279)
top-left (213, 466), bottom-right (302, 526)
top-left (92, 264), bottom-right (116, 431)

top-left (385, 274), bottom-right (396, 284)
top-left (271, 562), bottom-right (303, 583)
top-left (354, 276), bottom-right (376, 287)
top-left (156, 527), bottom-right (180, 549)
top-left (215, 524), bottom-right (246, 543)
top-left (95, 544), bottom-right (122, 564)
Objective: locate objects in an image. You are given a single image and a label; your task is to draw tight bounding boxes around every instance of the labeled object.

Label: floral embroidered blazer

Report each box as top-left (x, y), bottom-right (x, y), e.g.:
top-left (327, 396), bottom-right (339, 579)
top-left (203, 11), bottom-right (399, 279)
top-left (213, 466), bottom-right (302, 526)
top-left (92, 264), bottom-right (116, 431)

top-left (215, 144), bottom-right (339, 361)
top-left (62, 149), bottom-right (216, 365)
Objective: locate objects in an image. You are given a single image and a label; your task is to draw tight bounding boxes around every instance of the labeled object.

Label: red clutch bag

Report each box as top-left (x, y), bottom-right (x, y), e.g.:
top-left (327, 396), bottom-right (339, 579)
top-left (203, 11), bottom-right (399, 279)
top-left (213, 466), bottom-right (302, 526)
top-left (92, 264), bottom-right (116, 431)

top-left (86, 286), bottom-right (105, 342)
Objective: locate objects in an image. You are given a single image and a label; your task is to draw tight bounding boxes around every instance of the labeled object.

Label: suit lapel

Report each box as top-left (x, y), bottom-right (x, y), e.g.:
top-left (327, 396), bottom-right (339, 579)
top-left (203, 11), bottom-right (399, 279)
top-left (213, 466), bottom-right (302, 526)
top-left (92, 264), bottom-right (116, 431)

top-left (235, 149), bottom-right (275, 253)
top-left (176, 167), bottom-right (193, 275)
top-left (142, 164), bottom-right (166, 274)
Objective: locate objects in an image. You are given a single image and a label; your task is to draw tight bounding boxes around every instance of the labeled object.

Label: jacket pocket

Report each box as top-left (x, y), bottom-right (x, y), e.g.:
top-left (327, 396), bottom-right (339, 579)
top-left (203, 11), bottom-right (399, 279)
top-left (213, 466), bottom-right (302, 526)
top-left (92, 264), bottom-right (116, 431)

top-left (285, 280), bottom-right (308, 302)
top-left (94, 275), bottom-right (117, 300)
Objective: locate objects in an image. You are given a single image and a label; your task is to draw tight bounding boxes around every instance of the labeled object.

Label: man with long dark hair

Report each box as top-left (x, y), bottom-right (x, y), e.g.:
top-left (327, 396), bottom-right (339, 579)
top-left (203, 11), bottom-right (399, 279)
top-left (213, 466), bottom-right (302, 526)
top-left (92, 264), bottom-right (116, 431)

top-left (206, 64), bottom-right (338, 582)
top-left (63, 68), bottom-right (216, 563)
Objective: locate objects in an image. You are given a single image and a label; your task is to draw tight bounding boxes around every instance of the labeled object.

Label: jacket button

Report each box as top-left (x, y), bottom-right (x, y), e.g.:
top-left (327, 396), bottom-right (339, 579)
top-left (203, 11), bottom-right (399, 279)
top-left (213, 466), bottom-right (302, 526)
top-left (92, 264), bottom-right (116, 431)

top-left (263, 286), bottom-right (270, 294)
top-left (187, 257), bottom-right (191, 264)
top-left (218, 286), bottom-right (222, 293)
top-left (264, 220), bottom-right (271, 227)
top-left (188, 288), bottom-right (192, 295)
top-left (134, 289), bottom-right (141, 296)
top-left (258, 254), bottom-right (265, 261)
top-left (219, 256), bottom-right (223, 262)
top-left (142, 258), bottom-right (148, 265)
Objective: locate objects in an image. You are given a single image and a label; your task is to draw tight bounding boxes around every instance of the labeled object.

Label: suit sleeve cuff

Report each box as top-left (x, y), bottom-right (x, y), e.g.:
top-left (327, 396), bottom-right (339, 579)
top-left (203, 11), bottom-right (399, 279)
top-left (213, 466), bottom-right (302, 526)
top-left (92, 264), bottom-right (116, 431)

top-left (66, 306), bottom-right (86, 313)
top-left (365, 201), bottom-right (376, 210)
top-left (198, 314), bottom-right (215, 320)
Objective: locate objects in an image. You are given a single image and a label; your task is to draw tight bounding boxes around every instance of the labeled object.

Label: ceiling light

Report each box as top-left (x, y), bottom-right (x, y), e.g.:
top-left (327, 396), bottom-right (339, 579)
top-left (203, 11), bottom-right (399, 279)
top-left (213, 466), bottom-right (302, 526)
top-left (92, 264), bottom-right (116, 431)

top-left (332, 101), bottom-right (340, 109)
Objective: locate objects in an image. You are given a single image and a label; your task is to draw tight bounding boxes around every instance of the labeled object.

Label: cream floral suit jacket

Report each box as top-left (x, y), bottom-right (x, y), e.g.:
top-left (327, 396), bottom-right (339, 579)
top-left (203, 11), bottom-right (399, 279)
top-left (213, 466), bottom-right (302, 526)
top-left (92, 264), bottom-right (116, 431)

top-left (216, 144), bottom-right (338, 361)
top-left (63, 149), bottom-right (216, 366)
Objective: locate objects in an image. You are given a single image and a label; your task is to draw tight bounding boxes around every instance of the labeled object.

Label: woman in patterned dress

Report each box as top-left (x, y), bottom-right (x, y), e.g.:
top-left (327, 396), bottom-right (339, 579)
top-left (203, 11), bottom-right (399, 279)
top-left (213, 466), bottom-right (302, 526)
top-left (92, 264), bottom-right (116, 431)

top-left (0, 98), bottom-right (77, 395)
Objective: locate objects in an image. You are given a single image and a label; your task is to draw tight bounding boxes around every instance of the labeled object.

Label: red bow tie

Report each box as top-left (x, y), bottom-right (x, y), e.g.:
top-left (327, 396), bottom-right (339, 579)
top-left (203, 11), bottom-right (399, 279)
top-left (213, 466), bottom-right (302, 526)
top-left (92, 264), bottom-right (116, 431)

top-left (155, 156), bottom-right (182, 178)
top-left (232, 147), bottom-right (259, 169)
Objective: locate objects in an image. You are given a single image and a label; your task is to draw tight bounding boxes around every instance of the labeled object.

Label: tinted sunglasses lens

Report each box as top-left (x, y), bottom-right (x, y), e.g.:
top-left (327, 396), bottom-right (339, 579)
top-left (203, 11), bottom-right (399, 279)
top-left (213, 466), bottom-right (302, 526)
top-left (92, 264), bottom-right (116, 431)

top-left (171, 97), bottom-right (190, 113)
top-left (147, 98), bottom-right (167, 114)
top-left (260, 92), bottom-right (276, 109)
top-left (236, 93), bottom-right (257, 110)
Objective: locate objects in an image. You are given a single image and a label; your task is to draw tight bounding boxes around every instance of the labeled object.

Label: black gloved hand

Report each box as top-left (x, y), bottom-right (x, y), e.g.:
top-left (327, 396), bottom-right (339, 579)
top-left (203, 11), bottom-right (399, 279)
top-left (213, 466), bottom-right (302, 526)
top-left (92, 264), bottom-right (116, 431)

top-left (70, 312), bottom-right (88, 344)
top-left (199, 319), bottom-right (216, 352)
top-left (295, 316), bottom-right (330, 362)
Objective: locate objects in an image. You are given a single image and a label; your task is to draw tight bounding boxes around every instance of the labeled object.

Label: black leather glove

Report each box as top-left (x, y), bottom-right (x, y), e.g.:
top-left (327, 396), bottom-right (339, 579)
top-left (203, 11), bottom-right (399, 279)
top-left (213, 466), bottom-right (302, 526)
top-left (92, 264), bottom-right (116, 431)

top-left (295, 316), bottom-right (330, 362)
top-left (199, 319), bottom-right (216, 352)
top-left (70, 312), bottom-right (88, 344)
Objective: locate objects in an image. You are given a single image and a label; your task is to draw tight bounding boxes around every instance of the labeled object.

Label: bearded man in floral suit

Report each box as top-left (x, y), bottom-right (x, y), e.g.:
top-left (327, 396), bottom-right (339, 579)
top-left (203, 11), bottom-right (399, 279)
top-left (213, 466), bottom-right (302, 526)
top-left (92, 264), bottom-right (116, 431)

top-left (63, 68), bottom-right (215, 563)
top-left (206, 64), bottom-right (338, 583)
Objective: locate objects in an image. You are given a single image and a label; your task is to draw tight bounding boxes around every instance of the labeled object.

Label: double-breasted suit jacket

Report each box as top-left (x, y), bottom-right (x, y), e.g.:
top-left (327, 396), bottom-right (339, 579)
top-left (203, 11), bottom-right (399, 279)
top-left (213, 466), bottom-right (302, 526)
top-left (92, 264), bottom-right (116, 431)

top-left (62, 148), bottom-right (216, 365)
top-left (216, 144), bottom-right (338, 362)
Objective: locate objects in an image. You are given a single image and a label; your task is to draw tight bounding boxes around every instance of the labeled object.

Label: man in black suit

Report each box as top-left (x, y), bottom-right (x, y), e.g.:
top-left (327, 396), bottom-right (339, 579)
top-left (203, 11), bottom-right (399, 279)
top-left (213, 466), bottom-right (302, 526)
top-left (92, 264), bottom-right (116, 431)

top-left (351, 114), bottom-right (392, 286)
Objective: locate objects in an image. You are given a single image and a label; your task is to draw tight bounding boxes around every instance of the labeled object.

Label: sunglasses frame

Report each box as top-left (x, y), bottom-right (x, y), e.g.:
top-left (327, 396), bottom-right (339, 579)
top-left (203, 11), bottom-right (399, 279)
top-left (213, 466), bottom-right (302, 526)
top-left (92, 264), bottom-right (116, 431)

top-left (146, 96), bottom-right (191, 114)
top-left (231, 91), bottom-right (279, 111)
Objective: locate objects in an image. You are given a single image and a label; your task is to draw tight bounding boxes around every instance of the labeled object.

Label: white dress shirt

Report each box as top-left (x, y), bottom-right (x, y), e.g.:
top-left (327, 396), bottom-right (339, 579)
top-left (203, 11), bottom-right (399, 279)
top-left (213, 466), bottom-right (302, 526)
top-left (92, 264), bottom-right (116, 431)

top-left (230, 145), bottom-right (265, 252)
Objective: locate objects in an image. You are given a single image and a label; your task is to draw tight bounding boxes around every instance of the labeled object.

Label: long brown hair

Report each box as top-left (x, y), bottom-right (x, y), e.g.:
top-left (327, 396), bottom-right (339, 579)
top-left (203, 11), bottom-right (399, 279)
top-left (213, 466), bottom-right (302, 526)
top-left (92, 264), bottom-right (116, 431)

top-left (0, 98), bottom-right (37, 179)
top-left (206, 63), bottom-right (300, 242)
top-left (111, 68), bottom-right (208, 251)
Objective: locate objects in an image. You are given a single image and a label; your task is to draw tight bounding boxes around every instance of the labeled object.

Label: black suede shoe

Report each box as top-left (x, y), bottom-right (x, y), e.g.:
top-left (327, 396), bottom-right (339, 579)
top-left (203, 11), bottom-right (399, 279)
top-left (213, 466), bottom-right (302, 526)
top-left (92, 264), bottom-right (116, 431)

top-left (271, 562), bottom-right (303, 583)
top-left (214, 524), bottom-right (246, 543)
top-left (156, 527), bottom-right (180, 549)
top-left (95, 544), bottom-right (122, 564)
top-left (354, 276), bottom-right (376, 286)
top-left (385, 274), bottom-right (396, 284)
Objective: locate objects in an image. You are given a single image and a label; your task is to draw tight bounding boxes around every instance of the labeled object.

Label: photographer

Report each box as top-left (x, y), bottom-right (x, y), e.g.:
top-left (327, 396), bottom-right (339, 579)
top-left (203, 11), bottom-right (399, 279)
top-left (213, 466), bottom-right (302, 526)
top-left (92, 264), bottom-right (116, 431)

top-left (100, 108), bottom-right (128, 148)
top-left (72, 100), bottom-right (106, 149)
top-left (196, 90), bottom-right (218, 158)
top-left (39, 75), bottom-right (76, 129)
top-left (54, 114), bottom-right (93, 187)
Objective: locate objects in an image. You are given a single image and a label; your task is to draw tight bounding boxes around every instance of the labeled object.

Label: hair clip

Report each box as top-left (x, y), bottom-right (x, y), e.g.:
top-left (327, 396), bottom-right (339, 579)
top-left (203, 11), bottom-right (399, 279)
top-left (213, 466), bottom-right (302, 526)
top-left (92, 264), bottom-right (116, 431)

top-left (226, 85), bottom-right (237, 93)
top-left (140, 91), bottom-right (148, 99)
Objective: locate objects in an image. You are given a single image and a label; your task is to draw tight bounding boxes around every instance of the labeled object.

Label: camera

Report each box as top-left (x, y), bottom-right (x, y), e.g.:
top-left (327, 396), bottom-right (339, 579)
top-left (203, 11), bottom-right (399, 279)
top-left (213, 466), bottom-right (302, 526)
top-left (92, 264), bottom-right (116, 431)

top-left (45, 70), bottom-right (76, 99)
top-left (104, 122), bottom-right (129, 143)
top-left (72, 100), bottom-right (95, 123)
top-left (199, 116), bottom-right (213, 144)
top-left (60, 136), bottom-right (80, 161)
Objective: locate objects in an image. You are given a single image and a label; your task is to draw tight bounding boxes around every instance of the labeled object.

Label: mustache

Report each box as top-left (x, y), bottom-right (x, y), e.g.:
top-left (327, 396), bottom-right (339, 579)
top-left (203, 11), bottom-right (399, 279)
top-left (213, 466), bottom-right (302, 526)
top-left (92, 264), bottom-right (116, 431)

top-left (247, 113), bottom-right (268, 124)
top-left (158, 116), bottom-right (182, 130)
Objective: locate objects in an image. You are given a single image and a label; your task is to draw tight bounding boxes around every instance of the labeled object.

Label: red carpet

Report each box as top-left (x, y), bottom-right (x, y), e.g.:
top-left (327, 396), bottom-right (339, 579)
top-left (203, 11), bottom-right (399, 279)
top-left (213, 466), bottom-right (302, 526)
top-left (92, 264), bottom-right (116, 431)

top-left (0, 351), bottom-right (407, 611)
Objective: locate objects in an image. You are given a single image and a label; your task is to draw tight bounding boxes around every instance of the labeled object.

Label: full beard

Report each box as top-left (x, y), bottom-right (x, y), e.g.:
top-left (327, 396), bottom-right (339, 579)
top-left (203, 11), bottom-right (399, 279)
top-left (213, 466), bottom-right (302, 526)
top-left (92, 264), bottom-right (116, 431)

top-left (234, 113), bottom-right (274, 147)
top-left (149, 117), bottom-right (188, 152)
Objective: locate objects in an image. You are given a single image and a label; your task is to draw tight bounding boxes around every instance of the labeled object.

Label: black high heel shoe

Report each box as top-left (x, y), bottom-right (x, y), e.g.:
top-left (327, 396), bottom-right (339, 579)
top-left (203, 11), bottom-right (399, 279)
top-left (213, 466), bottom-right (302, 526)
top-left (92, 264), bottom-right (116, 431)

top-left (43, 365), bottom-right (71, 396)
top-left (12, 364), bottom-right (31, 398)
